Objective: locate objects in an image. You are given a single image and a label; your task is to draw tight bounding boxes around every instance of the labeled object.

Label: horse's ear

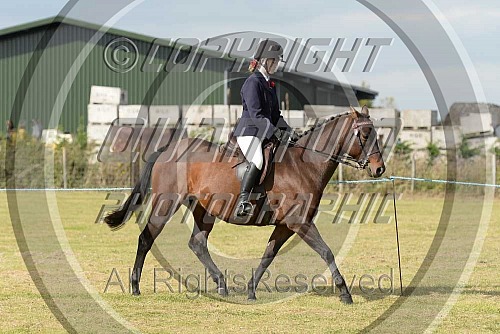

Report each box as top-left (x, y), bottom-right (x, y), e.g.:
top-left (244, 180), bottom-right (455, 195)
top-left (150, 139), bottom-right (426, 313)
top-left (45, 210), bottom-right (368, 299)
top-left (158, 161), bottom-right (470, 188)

top-left (350, 106), bottom-right (358, 119)
top-left (361, 105), bottom-right (370, 116)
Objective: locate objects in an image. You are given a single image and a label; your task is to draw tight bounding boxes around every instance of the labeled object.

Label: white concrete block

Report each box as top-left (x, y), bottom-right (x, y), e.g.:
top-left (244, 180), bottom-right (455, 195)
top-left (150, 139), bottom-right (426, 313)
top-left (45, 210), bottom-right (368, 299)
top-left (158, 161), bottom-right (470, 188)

top-left (118, 105), bottom-right (149, 125)
top-left (89, 85), bottom-right (127, 105)
top-left (149, 105), bottom-right (180, 126)
top-left (368, 108), bottom-right (399, 120)
top-left (401, 109), bottom-right (438, 128)
top-left (41, 129), bottom-right (58, 144)
top-left (495, 125), bottom-right (500, 138)
top-left (87, 124), bottom-right (112, 144)
top-left (374, 127), bottom-right (393, 142)
top-left (398, 129), bottom-right (431, 149)
top-left (304, 105), bottom-right (348, 118)
top-left (212, 105), bottom-right (232, 125)
top-left (304, 105), bottom-right (398, 122)
top-left (283, 110), bottom-right (306, 128)
top-left (230, 105), bottom-right (243, 125)
top-left (88, 104), bottom-right (118, 124)
top-left (460, 112), bottom-right (493, 136)
top-left (183, 105), bottom-right (214, 125)
top-left (467, 136), bottom-right (498, 151)
top-left (431, 126), bottom-right (462, 149)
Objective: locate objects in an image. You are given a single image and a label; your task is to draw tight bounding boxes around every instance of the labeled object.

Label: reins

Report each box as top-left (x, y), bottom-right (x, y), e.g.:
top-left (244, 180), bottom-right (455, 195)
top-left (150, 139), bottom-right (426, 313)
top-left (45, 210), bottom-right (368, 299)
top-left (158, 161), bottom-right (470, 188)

top-left (290, 141), bottom-right (369, 170)
top-left (290, 113), bottom-right (380, 170)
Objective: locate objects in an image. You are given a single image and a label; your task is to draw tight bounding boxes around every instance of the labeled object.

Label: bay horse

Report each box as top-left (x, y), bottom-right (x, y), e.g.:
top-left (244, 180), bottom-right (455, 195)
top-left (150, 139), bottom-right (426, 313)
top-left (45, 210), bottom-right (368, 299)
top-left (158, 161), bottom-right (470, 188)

top-left (104, 105), bottom-right (385, 304)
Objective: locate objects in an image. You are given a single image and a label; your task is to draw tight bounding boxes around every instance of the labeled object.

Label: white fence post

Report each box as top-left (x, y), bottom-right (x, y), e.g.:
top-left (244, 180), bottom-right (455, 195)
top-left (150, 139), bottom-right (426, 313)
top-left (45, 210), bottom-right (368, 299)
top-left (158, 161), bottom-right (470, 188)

top-left (491, 151), bottom-right (496, 186)
top-left (339, 163), bottom-right (343, 193)
top-left (62, 146), bottom-right (67, 189)
top-left (411, 153), bottom-right (416, 193)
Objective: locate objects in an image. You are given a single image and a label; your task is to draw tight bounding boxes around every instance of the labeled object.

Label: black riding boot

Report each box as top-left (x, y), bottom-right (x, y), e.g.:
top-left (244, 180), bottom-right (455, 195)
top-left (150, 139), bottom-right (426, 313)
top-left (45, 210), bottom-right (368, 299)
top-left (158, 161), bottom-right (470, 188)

top-left (235, 163), bottom-right (261, 217)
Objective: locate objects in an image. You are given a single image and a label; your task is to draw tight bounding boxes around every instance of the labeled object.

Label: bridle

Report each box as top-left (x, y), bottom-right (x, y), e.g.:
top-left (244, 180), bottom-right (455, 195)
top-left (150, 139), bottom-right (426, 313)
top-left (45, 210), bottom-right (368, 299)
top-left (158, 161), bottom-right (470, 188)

top-left (290, 116), bottom-right (381, 170)
top-left (349, 118), bottom-right (381, 169)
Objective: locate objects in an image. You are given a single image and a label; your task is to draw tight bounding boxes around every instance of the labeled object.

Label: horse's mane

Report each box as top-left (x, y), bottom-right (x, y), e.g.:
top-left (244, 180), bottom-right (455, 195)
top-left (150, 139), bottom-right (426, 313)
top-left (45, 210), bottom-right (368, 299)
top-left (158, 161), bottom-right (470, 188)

top-left (298, 111), bottom-right (352, 138)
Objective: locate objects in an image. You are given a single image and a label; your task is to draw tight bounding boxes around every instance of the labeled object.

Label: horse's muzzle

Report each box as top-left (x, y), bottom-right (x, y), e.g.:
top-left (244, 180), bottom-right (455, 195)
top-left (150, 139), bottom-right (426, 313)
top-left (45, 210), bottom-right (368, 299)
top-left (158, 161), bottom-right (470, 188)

top-left (367, 163), bottom-right (386, 178)
top-left (375, 166), bottom-right (386, 178)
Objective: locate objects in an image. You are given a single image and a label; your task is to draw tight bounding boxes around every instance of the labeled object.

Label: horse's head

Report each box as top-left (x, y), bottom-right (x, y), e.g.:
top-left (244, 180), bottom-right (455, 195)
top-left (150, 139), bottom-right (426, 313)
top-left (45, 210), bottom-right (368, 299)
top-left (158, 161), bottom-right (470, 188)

top-left (344, 106), bottom-right (386, 178)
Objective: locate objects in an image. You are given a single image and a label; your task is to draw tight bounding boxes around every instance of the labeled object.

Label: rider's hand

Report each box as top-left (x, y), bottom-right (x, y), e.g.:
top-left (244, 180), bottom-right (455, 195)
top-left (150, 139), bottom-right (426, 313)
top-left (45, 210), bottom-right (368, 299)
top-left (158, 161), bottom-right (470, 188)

top-left (273, 128), bottom-right (284, 141)
top-left (289, 131), bottom-right (300, 142)
top-left (273, 128), bottom-right (299, 143)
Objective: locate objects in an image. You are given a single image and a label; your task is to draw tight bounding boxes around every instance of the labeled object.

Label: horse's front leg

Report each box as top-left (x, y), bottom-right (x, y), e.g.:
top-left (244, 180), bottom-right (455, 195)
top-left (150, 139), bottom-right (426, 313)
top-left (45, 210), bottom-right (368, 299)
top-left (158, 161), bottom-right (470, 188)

top-left (287, 221), bottom-right (353, 304)
top-left (188, 203), bottom-right (228, 296)
top-left (247, 225), bottom-right (295, 300)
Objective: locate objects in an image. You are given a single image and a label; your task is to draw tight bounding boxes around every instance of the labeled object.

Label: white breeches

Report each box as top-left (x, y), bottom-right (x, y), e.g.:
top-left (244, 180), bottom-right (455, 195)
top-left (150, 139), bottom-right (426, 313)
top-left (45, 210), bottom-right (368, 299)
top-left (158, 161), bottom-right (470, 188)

top-left (236, 136), bottom-right (263, 170)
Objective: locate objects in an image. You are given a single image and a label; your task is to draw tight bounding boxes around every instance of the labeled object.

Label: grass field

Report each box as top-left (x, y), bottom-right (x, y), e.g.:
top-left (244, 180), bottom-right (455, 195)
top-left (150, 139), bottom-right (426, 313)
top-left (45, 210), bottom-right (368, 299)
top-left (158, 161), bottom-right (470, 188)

top-left (0, 191), bottom-right (498, 333)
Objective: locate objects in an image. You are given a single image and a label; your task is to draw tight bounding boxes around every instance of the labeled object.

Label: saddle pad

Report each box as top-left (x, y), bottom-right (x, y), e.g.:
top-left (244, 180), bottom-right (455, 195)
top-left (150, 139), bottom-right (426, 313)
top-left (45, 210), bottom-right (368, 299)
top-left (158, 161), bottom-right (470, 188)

top-left (235, 143), bottom-right (275, 186)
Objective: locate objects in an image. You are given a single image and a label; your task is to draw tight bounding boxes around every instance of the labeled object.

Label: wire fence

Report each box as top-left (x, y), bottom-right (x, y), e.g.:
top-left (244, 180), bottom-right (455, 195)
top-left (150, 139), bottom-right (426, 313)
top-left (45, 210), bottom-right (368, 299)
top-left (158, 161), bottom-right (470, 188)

top-left (0, 175), bottom-right (498, 192)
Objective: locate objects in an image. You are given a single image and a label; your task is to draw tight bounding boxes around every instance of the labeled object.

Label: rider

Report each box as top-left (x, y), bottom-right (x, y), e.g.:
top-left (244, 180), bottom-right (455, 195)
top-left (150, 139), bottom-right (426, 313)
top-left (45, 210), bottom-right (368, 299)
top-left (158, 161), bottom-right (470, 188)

top-left (232, 39), bottom-right (298, 217)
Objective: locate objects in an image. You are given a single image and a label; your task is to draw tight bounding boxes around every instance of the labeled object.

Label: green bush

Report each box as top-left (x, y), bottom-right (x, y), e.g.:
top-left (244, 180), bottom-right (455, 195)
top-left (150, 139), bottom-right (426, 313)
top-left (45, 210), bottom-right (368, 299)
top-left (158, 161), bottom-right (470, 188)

top-left (0, 132), bottom-right (133, 189)
top-left (459, 136), bottom-right (480, 159)
top-left (426, 142), bottom-right (440, 164)
top-left (394, 140), bottom-right (413, 157)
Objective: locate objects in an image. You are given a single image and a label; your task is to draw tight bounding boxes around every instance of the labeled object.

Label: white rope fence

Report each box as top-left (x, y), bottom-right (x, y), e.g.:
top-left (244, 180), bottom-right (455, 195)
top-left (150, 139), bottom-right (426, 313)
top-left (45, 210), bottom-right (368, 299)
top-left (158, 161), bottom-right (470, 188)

top-left (0, 176), bottom-right (498, 191)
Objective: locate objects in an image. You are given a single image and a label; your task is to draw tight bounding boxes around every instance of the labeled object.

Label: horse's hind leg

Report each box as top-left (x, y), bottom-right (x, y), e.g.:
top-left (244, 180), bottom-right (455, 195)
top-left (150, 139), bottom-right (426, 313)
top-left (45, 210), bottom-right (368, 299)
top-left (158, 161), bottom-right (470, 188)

top-left (287, 222), bottom-right (353, 304)
top-left (131, 194), bottom-right (182, 295)
top-left (247, 225), bottom-right (295, 300)
top-left (188, 203), bottom-right (228, 296)
top-left (131, 223), bottom-right (164, 295)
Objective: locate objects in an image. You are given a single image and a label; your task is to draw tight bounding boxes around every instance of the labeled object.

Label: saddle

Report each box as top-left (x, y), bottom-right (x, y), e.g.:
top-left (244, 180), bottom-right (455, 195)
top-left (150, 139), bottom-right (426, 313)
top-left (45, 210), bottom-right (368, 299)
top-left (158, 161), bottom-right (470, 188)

top-left (219, 131), bottom-right (277, 186)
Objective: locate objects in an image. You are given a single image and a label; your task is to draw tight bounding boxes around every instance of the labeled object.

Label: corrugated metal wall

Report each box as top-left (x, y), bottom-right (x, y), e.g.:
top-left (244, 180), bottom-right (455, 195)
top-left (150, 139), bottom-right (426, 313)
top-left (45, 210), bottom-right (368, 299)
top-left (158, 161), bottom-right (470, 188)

top-left (0, 21), bottom-right (373, 135)
top-left (0, 23), bottom-right (227, 134)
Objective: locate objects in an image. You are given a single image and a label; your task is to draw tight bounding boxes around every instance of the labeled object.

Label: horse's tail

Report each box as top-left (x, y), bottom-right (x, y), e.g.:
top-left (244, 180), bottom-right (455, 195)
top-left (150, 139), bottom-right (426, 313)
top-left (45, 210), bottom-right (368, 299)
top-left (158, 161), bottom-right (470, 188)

top-left (104, 148), bottom-right (165, 231)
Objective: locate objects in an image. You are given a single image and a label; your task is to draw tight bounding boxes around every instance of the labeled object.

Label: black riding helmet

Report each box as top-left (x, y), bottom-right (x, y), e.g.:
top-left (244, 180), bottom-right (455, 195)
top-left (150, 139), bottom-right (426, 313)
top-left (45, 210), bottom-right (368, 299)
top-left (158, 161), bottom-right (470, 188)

top-left (253, 39), bottom-right (284, 60)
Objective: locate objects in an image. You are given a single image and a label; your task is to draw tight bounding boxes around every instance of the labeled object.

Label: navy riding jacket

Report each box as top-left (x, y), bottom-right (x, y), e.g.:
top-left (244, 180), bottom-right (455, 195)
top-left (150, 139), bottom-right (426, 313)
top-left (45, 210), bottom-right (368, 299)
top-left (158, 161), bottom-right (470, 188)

top-left (233, 71), bottom-right (291, 140)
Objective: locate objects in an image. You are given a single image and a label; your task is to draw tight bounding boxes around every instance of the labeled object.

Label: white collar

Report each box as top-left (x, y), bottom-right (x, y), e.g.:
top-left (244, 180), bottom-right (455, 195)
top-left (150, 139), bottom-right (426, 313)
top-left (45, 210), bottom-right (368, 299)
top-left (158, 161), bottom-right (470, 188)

top-left (257, 65), bottom-right (270, 81)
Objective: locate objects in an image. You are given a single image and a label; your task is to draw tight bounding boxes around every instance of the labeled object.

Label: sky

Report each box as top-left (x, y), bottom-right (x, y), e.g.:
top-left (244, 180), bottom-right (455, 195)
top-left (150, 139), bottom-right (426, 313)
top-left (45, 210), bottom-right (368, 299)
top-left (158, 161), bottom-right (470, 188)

top-left (1, 0), bottom-right (498, 110)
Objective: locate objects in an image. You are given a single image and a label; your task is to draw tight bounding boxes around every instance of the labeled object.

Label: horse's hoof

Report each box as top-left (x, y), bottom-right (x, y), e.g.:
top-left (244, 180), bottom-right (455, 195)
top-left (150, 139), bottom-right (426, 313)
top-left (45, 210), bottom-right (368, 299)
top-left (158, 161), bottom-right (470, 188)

top-left (248, 295), bottom-right (256, 301)
top-left (340, 293), bottom-right (353, 304)
top-left (218, 287), bottom-right (228, 297)
top-left (132, 291), bottom-right (141, 296)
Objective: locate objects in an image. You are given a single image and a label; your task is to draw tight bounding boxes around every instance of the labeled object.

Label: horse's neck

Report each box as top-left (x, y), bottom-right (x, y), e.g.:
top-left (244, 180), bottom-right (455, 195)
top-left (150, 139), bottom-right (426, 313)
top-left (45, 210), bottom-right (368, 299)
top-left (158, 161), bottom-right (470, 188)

top-left (296, 116), bottom-right (349, 185)
top-left (301, 116), bottom-right (350, 153)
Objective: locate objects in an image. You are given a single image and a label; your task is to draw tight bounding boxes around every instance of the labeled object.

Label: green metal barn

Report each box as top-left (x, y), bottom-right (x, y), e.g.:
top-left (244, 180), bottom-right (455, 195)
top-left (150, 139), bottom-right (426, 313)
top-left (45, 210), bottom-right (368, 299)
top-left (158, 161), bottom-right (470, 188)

top-left (0, 16), bottom-right (377, 135)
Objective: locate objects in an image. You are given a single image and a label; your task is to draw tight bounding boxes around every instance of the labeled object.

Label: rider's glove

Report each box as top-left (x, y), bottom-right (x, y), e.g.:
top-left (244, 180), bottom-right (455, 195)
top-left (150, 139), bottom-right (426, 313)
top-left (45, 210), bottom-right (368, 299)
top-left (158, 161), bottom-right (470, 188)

top-left (273, 128), bottom-right (299, 143)
top-left (273, 128), bottom-right (285, 141)
top-left (289, 131), bottom-right (300, 142)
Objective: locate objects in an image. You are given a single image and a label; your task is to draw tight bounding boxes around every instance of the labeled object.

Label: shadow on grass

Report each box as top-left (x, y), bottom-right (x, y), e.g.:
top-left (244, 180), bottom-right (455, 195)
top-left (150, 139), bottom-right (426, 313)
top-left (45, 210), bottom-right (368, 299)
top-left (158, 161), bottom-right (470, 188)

top-left (103, 284), bottom-right (500, 305)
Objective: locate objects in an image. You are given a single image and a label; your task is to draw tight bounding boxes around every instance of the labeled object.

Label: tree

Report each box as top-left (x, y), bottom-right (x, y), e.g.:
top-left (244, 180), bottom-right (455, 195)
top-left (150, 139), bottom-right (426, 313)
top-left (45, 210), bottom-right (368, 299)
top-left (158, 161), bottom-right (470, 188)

top-left (379, 96), bottom-right (397, 109)
top-left (358, 81), bottom-right (374, 108)
top-left (358, 99), bottom-right (373, 108)
top-left (75, 116), bottom-right (87, 150)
